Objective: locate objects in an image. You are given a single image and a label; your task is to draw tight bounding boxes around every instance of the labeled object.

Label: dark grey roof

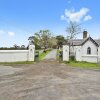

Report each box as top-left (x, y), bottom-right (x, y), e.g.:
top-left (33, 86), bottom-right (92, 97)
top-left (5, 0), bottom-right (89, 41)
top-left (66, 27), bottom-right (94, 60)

top-left (70, 39), bottom-right (83, 46)
top-left (95, 39), bottom-right (100, 46)
top-left (67, 37), bottom-right (100, 46)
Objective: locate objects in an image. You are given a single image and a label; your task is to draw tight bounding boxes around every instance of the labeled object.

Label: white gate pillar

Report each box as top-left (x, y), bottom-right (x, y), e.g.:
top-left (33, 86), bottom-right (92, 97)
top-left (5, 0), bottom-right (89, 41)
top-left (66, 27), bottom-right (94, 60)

top-left (28, 45), bottom-right (35, 61)
top-left (63, 45), bottom-right (69, 61)
top-left (98, 46), bottom-right (100, 63)
top-left (76, 46), bottom-right (82, 61)
top-left (98, 46), bottom-right (100, 56)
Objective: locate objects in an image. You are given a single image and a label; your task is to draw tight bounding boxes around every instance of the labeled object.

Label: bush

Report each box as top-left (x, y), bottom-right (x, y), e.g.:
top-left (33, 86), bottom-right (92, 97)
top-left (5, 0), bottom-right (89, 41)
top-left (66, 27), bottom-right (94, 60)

top-left (43, 48), bottom-right (52, 53)
top-left (0, 48), bottom-right (27, 50)
top-left (35, 51), bottom-right (39, 57)
top-left (64, 61), bottom-right (70, 63)
top-left (59, 51), bottom-right (63, 57)
top-left (70, 55), bottom-right (75, 61)
top-left (35, 45), bottom-right (41, 50)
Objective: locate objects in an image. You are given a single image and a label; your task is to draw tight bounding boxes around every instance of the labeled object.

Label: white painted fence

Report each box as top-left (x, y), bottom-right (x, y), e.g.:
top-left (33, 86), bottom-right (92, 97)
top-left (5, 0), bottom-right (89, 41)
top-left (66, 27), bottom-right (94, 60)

top-left (0, 45), bottom-right (35, 62)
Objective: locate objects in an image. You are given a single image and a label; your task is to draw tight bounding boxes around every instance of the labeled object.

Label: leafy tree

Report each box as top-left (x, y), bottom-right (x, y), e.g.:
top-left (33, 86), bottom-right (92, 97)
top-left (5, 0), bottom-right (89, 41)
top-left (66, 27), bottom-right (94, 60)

top-left (56, 35), bottom-right (65, 48)
top-left (28, 36), bottom-right (41, 49)
top-left (13, 44), bottom-right (20, 49)
top-left (28, 36), bottom-right (35, 45)
top-left (21, 45), bottom-right (25, 49)
top-left (35, 30), bottom-right (52, 49)
top-left (28, 30), bottom-right (53, 49)
top-left (48, 37), bottom-right (57, 48)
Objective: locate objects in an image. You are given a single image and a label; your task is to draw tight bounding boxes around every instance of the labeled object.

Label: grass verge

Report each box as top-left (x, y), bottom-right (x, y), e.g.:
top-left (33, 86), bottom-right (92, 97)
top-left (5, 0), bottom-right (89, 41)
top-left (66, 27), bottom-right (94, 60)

top-left (65, 61), bottom-right (100, 69)
top-left (57, 49), bottom-right (63, 62)
top-left (0, 61), bottom-right (34, 65)
top-left (56, 49), bottom-right (60, 60)
top-left (39, 49), bottom-right (51, 60)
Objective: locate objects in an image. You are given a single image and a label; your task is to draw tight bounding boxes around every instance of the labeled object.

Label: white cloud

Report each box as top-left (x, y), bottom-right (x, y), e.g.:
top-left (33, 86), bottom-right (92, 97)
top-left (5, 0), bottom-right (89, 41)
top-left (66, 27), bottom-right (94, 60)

top-left (84, 15), bottom-right (92, 21)
top-left (61, 7), bottom-right (92, 22)
top-left (0, 30), bottom-right (5, 35)
top-left (8, 32), bottom-right (15, 36)
top-left (61, 15), bottom-right (67, 21)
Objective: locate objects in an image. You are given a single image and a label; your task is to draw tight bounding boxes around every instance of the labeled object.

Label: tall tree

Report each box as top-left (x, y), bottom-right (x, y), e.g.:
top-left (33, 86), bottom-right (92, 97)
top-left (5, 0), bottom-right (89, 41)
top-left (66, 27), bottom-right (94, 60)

top-left (56, 35), bottom-right (65, 48)
top-left (66, 21), bottom-right (82, 58)
top-left (48, 37), bottom-right (57, 48)
top-left (28, 36), bottom-right (35, 45)
top-left (66, 21), bottom-right (81, 40)
top-left (21, 45), bottom-right (25, 49)
top-left (28, 30), bottom-right (52, 49)
top-left (35, 30), bottom-right (52, 49)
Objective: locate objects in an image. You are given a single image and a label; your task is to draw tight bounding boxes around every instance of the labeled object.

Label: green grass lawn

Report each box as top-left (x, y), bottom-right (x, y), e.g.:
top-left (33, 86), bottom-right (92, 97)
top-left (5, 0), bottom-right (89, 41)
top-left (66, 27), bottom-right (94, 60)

top-left (65, 61), bottom-right (100, 69)
top-left (57, 49), bottom-right (63, 61)
top-left (0, 61), bottom-right (34, 65)
top-left (39, 50), bottom-right (51, 60)
top-left (56, 49), bottom-right (60, 60)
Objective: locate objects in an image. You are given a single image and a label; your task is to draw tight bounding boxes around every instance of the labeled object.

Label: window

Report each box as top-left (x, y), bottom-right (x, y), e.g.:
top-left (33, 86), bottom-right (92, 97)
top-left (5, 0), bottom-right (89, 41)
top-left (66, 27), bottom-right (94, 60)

top-left (87, 47), bottom-right (91, 54)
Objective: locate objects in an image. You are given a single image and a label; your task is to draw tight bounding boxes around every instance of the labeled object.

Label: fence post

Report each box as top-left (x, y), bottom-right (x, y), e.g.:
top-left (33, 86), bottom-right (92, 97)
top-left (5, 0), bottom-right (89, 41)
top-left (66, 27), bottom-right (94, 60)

top-left (28, 45), bottom-right (35, 61)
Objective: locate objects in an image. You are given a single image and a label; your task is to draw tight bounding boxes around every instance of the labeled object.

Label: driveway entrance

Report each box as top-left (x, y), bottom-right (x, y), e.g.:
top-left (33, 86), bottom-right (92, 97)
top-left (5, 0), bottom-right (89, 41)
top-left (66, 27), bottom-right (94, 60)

top-left (0, 52), bottom-right (100, 100)
top-left (43, 49), bottom-right (57, 60)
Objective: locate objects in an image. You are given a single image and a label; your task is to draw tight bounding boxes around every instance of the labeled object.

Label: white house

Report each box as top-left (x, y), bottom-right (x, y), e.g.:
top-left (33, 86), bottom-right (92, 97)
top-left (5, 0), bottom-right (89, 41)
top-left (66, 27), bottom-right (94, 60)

top-left (63, 31), bottom-right (100, 63)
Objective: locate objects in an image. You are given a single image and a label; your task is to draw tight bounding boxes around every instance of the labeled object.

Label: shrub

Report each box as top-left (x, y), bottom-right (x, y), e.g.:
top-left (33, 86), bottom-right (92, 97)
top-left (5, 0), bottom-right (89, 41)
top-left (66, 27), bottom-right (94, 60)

top-left (70, 55), bottom-right (75, 61)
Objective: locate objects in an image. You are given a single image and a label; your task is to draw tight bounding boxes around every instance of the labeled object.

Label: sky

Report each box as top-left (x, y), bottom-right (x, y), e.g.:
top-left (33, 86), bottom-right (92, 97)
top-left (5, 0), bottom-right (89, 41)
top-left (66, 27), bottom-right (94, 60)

top-left (0, 0), bottom-right (100, 47)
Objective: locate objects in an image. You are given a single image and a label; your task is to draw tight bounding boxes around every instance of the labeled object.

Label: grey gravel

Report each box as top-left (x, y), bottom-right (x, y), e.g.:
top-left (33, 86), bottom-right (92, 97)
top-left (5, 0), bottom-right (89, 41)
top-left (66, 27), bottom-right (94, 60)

top-left (0, 60), bottom-right (100, 100)
top-left (0, 66), bottom-right (22, 76)
top-left (43, 49), bottom-right (57, 60)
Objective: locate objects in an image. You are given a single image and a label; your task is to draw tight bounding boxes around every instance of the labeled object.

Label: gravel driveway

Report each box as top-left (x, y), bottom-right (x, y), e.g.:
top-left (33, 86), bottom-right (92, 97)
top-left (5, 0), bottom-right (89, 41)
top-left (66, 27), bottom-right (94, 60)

top-left (43, 49), bottom-right (57, 60)
top-left (0, 60), bottom-right (100, 100)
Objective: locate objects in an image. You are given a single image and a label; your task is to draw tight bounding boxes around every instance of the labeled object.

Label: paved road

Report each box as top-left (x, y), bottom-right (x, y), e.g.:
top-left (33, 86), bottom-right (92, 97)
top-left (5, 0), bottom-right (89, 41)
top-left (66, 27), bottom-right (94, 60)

top-left (0, 60), bottom-right (100, 100)
top-left (43, 49), bottom-right (57, 60)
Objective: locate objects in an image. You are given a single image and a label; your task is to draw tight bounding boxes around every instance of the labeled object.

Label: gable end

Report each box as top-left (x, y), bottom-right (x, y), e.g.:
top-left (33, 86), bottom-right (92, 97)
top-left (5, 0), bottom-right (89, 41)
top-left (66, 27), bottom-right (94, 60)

top-left (81, 37), bottom-right (99, 47)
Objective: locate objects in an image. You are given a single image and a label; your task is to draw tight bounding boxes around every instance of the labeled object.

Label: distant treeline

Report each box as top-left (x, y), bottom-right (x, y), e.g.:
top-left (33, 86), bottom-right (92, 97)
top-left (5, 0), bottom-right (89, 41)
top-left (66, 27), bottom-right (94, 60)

top-left (0, 47), bottom-right (28, 50)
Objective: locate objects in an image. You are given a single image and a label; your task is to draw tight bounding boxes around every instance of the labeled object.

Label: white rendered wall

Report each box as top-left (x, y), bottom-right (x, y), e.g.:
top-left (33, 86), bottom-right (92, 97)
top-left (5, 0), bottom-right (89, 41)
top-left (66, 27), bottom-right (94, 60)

top-left (81, 40), bottom-right (98, 63)
top-left (70, 46), bottom-right (80, 56)
top-left (82, 55), bottom-right (98, 63)
top-left (0, 45), bottom-right (35, 62)
top-left (63, 45), bottom-right (69, 61)
top-left (0, 50), bottom-right (28, 62)
top-left (82, 40), bottom-right (98, 55)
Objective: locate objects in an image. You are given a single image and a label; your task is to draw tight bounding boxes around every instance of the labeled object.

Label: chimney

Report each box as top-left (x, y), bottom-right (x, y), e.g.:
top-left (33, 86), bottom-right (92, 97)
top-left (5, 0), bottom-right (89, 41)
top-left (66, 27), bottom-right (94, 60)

top-left (83, 31), bottom-right (88, 39)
